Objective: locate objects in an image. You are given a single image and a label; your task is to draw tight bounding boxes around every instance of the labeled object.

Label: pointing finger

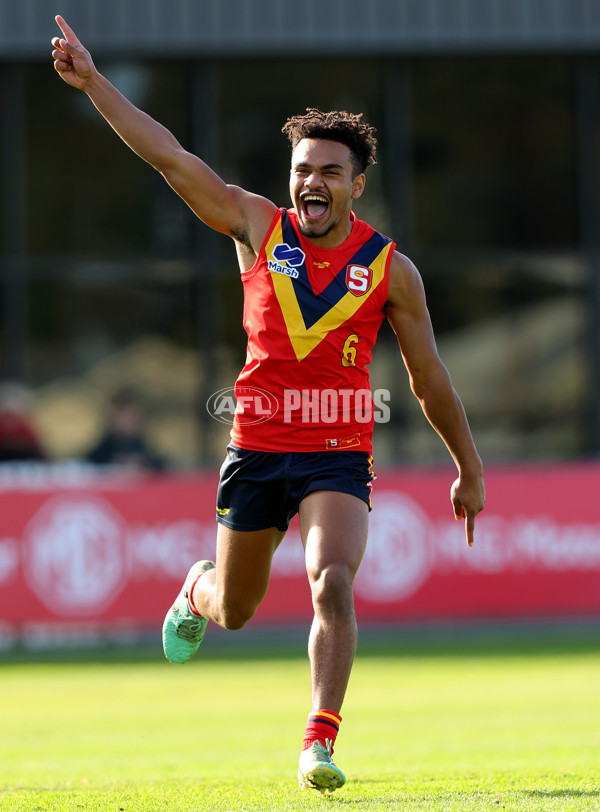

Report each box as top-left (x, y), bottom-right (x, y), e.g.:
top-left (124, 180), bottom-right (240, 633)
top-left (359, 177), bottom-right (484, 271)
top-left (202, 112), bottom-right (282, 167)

top-left (55, 14), bottom-right (82, 47)
top-left (465, 511), bottom-right (475, 548)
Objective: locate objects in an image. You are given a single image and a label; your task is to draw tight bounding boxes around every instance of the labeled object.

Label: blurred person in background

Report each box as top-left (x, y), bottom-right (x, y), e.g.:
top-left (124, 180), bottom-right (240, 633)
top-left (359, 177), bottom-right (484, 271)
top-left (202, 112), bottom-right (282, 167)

top-left (86, 386), bottom-right (164, 472)
top-left (0, 381), bottom-right (46, 463)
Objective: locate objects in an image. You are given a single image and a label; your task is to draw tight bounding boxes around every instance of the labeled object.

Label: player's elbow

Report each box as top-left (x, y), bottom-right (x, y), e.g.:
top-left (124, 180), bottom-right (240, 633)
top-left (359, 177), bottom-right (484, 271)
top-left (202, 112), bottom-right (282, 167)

top-left (409, 372), bottom-right (432, 404)
top-left (409, 362), bottom-right (451, 403)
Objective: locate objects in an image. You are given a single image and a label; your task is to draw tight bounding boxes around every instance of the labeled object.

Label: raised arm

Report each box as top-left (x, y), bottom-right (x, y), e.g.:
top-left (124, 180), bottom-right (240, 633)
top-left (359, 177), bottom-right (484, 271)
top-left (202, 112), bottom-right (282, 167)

top-left (385, 252), bottom-right (485, 546)
top-left (51, 15), bottom-right (276, 250)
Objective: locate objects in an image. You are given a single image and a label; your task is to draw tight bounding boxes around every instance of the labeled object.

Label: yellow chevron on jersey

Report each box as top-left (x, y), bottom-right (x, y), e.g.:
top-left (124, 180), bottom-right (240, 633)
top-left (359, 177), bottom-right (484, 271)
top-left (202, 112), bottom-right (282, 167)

top-left (265, 216), bottom-right (393, 362)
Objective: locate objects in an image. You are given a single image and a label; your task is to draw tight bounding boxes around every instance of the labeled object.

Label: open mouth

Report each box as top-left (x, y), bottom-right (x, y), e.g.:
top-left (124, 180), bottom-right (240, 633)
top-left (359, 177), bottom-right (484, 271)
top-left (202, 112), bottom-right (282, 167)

top-left (301, 194), bottom-right (330, 222)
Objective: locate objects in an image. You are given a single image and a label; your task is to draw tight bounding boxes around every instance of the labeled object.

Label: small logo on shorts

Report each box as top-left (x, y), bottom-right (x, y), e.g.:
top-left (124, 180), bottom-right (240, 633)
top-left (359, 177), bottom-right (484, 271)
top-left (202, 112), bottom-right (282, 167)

top-left (216, 507), bottom-right (230, 516)
top-left (325, 434), bottom-right (361, 450)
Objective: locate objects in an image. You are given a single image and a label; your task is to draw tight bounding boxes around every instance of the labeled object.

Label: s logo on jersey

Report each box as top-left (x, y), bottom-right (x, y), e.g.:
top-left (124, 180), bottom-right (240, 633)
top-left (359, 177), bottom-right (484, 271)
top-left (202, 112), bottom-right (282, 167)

top-left (346, 265), bottom-right (372, 296)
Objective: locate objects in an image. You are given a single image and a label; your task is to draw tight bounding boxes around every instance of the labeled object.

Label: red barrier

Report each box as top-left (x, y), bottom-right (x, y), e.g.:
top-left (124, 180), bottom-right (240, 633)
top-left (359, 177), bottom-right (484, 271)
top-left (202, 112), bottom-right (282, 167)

top-left (1, 463), bottom-right (599, 642)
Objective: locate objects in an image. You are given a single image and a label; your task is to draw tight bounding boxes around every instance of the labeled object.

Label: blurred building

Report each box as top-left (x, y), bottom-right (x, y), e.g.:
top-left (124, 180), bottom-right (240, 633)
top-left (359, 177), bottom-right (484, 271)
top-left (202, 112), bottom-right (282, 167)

top-left (1, 0), bottom-right (600, 466)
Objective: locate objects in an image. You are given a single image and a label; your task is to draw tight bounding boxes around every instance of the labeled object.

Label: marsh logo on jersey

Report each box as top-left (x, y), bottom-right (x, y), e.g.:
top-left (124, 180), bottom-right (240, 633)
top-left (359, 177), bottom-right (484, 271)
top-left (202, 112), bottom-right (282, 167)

top-left (268, 243), bottom-right (305, 279)
top-left (346, 264), bottom-right (372, 296)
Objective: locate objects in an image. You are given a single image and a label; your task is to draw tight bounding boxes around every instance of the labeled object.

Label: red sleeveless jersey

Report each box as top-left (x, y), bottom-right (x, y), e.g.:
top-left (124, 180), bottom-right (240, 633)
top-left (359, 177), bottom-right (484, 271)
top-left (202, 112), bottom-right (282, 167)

top-left (230, 208), bottom-right (396, 453)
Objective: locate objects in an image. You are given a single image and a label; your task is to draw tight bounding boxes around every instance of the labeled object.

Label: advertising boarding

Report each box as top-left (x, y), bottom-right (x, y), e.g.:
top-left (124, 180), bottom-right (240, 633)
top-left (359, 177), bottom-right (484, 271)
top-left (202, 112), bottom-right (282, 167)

top-left (0, 464), bottom-right (598, 645)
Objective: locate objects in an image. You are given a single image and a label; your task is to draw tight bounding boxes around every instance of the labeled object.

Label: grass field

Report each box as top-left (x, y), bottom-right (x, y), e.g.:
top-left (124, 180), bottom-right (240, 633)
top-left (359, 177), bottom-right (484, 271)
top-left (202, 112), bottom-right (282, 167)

top-left (0, 629), bottom-right (599, 811)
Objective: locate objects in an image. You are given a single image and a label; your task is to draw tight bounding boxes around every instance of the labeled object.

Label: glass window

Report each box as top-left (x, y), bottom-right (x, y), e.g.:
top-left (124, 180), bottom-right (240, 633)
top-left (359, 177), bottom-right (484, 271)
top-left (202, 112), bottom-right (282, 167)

top-left (26, 61), bottom-right (190, 258)
top-left (411, 56), bottom-right (577, 249)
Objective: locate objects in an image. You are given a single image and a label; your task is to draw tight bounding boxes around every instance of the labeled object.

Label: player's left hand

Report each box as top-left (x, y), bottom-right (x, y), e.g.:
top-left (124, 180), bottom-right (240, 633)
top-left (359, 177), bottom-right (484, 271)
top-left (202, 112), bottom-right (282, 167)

top-left (451, 472), bottom-right (485, 548)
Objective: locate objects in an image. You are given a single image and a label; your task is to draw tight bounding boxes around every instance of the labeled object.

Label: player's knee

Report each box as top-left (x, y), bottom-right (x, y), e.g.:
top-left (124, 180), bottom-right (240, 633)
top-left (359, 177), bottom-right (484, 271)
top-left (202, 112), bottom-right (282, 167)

top-left (309, 563), bottom-right (354, 612)
top-left (219, 599), bottom-right (257, 631)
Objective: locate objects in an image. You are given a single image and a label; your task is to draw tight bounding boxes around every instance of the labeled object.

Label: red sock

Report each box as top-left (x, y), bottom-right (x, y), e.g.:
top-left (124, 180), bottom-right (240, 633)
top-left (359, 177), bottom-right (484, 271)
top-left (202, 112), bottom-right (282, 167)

top-left (186, 572), bottom-right (207, 617)
top-left (303, 709), bottom-right (342, 752)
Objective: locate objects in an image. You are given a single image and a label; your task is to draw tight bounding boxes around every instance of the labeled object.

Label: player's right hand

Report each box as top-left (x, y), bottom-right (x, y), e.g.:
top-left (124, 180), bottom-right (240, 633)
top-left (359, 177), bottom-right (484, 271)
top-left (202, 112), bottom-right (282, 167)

top-left (51, 15), bottom-right (95, 90)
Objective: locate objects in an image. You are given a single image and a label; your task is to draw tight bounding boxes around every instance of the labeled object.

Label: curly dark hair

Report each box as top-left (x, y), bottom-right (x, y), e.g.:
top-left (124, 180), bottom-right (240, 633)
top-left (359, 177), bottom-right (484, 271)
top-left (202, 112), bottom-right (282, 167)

top-left (282, 108), bottom-right (378, 176)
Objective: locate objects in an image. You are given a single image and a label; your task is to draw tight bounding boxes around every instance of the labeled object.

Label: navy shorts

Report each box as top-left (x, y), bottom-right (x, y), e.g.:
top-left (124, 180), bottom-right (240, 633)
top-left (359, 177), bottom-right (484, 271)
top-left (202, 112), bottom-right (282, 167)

top-left (216, 445), bottom-right (375, 532)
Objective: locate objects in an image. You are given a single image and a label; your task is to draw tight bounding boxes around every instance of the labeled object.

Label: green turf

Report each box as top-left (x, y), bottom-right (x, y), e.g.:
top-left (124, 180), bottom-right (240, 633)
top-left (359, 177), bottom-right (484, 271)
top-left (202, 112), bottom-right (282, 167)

top-left (0, 633), bottom-right (598, 810)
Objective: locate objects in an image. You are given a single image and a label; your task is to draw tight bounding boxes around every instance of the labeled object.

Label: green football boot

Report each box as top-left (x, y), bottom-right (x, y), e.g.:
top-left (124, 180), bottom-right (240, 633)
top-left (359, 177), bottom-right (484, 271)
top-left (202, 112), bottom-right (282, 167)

top-left (162, 560), bottom-right (215, 663)
top-left (298, 739), bottom-right (346, 795)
